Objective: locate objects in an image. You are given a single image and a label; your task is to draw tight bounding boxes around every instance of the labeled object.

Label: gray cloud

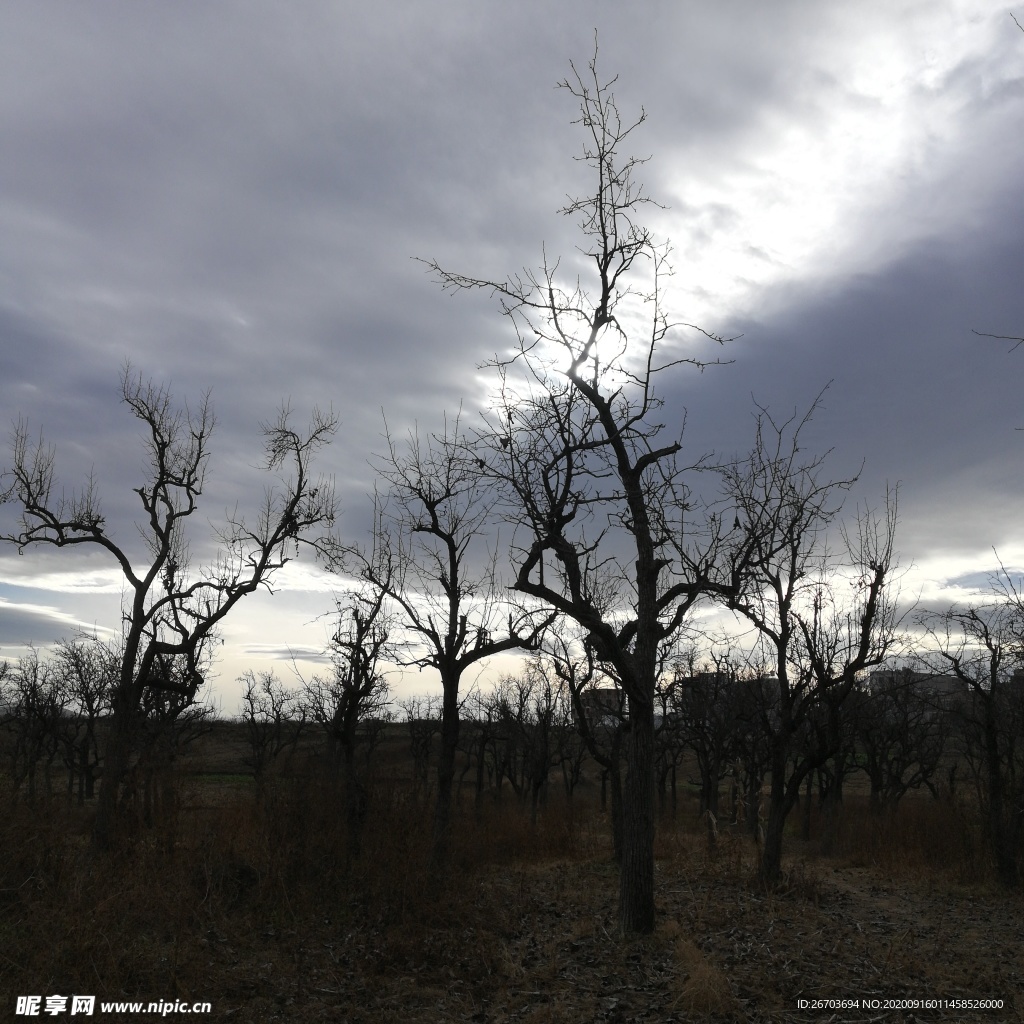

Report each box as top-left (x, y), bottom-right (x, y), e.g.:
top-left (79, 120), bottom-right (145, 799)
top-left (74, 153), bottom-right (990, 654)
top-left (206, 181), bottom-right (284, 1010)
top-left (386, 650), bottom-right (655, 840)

top-left (1, 1), bottom-right (1022, 703)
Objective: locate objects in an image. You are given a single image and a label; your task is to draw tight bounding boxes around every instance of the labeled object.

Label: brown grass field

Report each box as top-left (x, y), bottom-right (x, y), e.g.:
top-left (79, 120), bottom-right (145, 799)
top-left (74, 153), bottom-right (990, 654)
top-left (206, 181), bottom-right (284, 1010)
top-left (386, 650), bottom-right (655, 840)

top-left (1, 724), bottom-right (1022, 1023)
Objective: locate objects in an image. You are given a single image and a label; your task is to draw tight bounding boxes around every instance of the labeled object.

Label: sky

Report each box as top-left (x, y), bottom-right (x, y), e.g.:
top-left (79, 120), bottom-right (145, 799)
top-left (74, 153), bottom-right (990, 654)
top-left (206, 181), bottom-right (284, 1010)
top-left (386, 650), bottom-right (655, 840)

top-left (1, 1), bottom-right (1023, 711)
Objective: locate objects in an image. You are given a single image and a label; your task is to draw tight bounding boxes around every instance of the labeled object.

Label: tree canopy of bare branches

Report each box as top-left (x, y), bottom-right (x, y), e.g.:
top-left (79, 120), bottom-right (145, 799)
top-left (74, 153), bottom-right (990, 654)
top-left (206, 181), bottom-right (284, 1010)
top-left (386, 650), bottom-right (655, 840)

top-left (335, 414), bottom-right (553, 870)
top-left (722, 403), bottom-right (903, 884)
top-left (420, 48), bottom-right (752, 934)
top-left (919, 571), bottom-right (1024, 885)
top-left (1, 364), bottom-right (336, 850)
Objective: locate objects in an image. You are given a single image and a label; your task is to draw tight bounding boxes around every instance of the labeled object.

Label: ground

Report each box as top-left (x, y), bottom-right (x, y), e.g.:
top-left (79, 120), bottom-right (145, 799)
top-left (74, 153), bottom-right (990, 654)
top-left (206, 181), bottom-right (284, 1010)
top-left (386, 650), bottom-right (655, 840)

top-left (3, 724), bottom-right (1022, 1022)
top-left (150, 824), bottom-right (1024, 1023)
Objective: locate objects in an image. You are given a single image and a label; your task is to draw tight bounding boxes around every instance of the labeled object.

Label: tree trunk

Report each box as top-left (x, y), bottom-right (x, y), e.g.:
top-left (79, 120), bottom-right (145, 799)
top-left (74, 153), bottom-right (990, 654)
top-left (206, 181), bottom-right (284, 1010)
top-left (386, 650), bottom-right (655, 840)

top-left (801, 771), bottom-right (813, 841)
top-left (983, 710), bottom-right (1016, 885)
top-left (431, 679), bottom-right (460, 872)
top-left (869, 770), bottom-right (884, 816)
top-left (343, 751), bottom-right (367, 865)
top-left (78, 742), bottom-right (88, 806)
top-left (474, 733), bottom-right (488, 815)
top-left (821, 753), bottom-right (846, 855)
top-left (530, 781), bottom-right (541, 826)
top-left (92, 697), bottom-right (135, 852)
top-left (618, 704), bottom-right (655, 935)
top-left (746, 771), bottom-right (761, 838)
top-left (821, 776), bottom-right (842, 856)
top-left (759, 753), bottom-right (791, 888)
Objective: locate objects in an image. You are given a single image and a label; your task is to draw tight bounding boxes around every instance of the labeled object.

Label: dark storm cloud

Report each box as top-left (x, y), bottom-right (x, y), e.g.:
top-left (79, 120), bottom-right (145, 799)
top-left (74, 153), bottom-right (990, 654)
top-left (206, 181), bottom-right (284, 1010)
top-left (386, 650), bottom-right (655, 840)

top-left (1, 1), bottom-right (1023, 701)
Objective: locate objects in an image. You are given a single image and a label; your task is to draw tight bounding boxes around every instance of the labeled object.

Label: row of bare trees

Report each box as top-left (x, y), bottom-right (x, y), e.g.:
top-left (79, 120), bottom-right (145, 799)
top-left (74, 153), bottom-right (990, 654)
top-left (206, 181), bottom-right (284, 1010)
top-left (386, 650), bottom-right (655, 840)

top-left (0, 368), bottom-right (338, 853)
top-left (0, 637), bottom-right (213, 824)
top-left (3, 42), bottom-right (1021, 940)
top-left (0, 51), bottom-right (902, 938)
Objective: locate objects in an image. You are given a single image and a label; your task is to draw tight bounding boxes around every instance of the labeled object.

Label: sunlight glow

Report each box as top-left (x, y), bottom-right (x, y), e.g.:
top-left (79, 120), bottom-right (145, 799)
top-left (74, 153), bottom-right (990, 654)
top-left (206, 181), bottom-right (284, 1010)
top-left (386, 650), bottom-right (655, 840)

top-left (659, 6), bottom-right (1017, 327)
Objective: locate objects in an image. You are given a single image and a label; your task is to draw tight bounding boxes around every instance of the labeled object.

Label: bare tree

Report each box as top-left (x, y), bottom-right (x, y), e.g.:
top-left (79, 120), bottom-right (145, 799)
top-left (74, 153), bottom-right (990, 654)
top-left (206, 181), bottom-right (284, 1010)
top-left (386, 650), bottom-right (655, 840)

top-left (422, 50), bottom-right (742, 933)
top-left (303, 588), bottom-right (393, 861)
top-left (851, 669), bottom-right (948, 814)
top-left (52, 636), bottom-right (117, 804)
top-left (461, 686), bottom-right (507, 811)
top-left (919, 575), bottom-right (1024, 885)
top-left (488, 661), bottom-right (569, 824)
top-left (546, 628), bottom-right (627, 862)
top-left (400, 694), bottom-right (443, 799)
top-left (671, 655), bottom-right (741, 838)
top-left (1, 365), bottom-right (336, 850)
top-left (339, 415), bottom-right (553, 871)
top-left (722, 407), bottom-right (902, 885)
top-left (0, 649), bottom-right (65, 803)
top-left (240, 669), bottom-right (306, 803)
top-left (129, 672), bottom-right (216, 845)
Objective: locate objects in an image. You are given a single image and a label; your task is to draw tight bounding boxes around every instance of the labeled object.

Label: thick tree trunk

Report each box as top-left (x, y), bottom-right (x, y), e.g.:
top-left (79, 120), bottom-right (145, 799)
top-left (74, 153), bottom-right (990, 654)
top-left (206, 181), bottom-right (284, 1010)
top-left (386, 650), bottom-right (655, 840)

top-left (983, 712), bottom-right (1016, 886)
top-left (92, 697), bottom-right (135, 853)
top-left (431, 680), bottom-right (460, 872)
top-left (760, 752), bottom-right (792, 888)
top-left (618, 702), bottom-right (655, 935)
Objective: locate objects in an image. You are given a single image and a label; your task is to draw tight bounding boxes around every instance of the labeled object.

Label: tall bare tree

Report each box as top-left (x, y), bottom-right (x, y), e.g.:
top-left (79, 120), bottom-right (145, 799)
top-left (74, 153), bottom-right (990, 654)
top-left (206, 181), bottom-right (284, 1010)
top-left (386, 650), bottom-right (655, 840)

top-left (338, 415), bottom-right (553, 871)
top-left (919, 575), bottom-right (1024, 885)
top-left (421, 50), bottom-right (743, 933)
top-left (722, 406), bottom-right (902, 885)
top-left (303, 587), bottom-right (393, 861)
top-left (1, 365), bottom-right (336, 850)
top-left (240, 669), bottom-right (306, 803)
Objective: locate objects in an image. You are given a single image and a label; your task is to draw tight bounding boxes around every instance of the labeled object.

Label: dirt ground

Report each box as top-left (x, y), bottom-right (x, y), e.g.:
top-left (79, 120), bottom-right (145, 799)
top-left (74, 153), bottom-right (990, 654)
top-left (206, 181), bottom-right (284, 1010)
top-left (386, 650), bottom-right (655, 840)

top-left (5, 728), bottom-right (1020, 1023)
top-left (184, 834), bottom-right (1023, 1023)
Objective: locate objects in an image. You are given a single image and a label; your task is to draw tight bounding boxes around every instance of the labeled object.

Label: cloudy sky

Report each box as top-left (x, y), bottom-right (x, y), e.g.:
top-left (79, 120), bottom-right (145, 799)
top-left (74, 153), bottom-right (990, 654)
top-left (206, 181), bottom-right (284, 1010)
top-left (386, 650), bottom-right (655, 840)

top-left (1, 1), bottom-right (1022, 709)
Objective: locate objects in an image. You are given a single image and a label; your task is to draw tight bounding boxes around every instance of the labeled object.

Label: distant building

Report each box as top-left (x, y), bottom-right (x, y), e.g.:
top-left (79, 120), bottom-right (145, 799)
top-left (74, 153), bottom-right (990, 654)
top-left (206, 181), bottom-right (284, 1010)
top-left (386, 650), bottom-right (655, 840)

top-left (868, 669), bottom-right (967, 709)
top-left (576, 687), bottom-right (625, 731)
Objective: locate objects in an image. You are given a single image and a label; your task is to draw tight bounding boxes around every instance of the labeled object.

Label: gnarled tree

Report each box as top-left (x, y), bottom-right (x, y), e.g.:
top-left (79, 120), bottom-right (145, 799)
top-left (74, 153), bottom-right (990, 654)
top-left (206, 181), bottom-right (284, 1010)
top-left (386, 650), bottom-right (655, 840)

top-left (722, 405), bottom-right (902, 885)
top-left (2, 366), bottom-right (336, 850)
top-left (303, 587), bottom-right (393, 862)
top-left (919, 576), bottom-right (1024, 886)
top-left (338, 415), bottom-right (553, 871)
top-left (422, 52), bottom-right (744, 933)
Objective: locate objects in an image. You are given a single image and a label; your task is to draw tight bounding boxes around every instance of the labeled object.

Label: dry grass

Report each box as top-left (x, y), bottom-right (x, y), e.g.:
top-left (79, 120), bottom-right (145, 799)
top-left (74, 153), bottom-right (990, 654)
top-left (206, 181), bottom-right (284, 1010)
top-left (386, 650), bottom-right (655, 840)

top-left (1, 774), bottom-right (1022, 1022)
top-left (663, 919), bottom-right (738, 1017)
top-left (831, 793), bottom-right (987, 881)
